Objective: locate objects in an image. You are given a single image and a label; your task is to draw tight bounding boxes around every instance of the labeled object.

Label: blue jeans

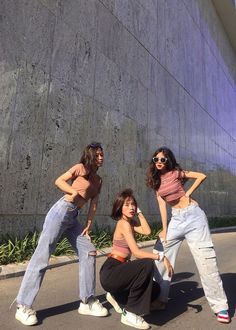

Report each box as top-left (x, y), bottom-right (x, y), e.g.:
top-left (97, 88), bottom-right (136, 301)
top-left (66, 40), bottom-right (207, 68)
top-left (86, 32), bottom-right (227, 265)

top-left (16, 197), bottom-right (96, 307)
top-left (153, 204), bottom-right (228, 313)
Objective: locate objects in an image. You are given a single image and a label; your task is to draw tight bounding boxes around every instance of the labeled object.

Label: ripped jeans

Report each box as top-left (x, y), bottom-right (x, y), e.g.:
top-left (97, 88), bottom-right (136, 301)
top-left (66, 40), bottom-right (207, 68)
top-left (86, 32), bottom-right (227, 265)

top-left (153, 204), bottom-right (228, 313)
top-left (16, 197), bottom-right (96, 308)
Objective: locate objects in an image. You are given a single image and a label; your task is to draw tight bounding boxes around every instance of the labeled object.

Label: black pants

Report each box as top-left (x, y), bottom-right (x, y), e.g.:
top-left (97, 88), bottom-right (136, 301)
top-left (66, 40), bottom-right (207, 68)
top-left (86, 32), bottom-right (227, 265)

top-left (100, 257), bottom-right (160, 315)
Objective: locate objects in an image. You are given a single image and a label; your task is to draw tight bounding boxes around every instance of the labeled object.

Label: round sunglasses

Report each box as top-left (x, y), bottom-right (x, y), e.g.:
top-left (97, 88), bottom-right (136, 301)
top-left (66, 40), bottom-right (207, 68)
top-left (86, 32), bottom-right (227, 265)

top-left (152, 157), bottom-right (168, 164)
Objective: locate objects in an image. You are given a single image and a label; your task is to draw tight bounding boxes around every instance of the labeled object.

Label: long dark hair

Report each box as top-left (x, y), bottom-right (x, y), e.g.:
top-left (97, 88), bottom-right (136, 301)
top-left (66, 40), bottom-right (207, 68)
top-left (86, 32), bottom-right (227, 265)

top-left (146, 146), bottom-right (183, 190)
top-left (80, 142), bottom-right (103, 174)
top-left (111, 189), bottom-right (137, 221)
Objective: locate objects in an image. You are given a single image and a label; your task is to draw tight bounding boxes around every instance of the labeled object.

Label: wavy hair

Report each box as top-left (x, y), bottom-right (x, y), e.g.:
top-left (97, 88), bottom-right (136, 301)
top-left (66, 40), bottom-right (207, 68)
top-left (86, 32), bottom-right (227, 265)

top-left (146, 146), bottom-right (183, 190)
top-left (80, 142), bottom-right (103, 174)
top-left (111, 189), bottom-right (137, 221)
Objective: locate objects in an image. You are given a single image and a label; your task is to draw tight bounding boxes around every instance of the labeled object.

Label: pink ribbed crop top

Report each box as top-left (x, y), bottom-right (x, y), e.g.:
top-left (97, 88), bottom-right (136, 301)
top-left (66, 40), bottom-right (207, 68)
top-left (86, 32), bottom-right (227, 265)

top-left (157, 170), bottom-right (186, 202)
top-left (112, 238), bottom-right (131, 255)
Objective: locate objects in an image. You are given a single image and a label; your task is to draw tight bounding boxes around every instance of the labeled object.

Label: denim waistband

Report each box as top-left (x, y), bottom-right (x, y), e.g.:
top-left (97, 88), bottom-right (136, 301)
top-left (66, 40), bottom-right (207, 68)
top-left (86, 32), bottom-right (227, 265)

top-left (57, 196), bottom-right (80, 210)
top-left (171, 203), bottom-right (198, 216)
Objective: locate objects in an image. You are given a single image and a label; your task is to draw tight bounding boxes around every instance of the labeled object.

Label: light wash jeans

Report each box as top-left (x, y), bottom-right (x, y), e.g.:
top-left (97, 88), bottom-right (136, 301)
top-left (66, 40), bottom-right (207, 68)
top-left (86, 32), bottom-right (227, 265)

top-left (153, 203), bottom-right (228, 313)
top-left (16, 197), bottom-right (96, 308)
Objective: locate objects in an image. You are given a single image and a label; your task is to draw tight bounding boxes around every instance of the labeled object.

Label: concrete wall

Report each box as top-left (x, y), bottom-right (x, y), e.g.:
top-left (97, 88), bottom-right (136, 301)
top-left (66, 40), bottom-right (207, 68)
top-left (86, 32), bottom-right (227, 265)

top-left (0, 0), bottom-right (236, 239)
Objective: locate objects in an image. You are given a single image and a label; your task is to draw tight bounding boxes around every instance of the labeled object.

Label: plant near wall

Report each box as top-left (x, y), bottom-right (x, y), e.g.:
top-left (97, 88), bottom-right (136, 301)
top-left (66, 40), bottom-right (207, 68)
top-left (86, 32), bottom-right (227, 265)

top-left (0, 224), bottom-right (153, 265)
top-left (0, 216), bottom-right (235, 265)
top-left (90, 223), bottom-right (113, 249)
top-left (0, 232), bottom-right (41, 264)
top-left (135, 224), bottom-right (161, 242)
top-left (52, 237), bottom-right (75, 256)
top-left (208, 216), bottom-right (236, 228)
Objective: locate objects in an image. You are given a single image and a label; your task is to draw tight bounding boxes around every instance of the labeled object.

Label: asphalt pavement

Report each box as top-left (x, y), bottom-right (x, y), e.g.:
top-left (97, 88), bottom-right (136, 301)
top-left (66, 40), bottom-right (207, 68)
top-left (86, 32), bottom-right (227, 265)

top-left (0, 230), bottom-right (235, 330)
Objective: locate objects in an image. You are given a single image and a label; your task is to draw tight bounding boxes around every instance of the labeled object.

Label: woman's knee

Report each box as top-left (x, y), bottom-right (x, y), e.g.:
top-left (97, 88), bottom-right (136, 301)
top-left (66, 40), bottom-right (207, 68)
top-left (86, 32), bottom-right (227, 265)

top-left (77, 237), bottom-right (97, 258)
top-left (88, 250), bottom-right (97, 256)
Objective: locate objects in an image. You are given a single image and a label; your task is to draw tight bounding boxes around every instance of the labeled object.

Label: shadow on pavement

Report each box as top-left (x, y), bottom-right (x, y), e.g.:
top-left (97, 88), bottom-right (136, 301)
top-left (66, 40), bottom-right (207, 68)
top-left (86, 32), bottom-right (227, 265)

top-left (146, 272), bottom-right (203, 326)
top-left (36, 301), bottom-right (80, 325)
top-left (221, 273), bottom-right (236, 318)
top-left (35, 272), bottom-right (236, 326)
top-left (37, 294), bottom-right (105, 325)
top-left (146, 271), bottom-right (236, 326)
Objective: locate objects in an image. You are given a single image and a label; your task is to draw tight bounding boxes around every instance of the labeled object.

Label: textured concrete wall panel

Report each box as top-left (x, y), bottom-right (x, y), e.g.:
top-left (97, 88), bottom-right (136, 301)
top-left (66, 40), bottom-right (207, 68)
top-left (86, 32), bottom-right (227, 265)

top-left (0, 65), bottom-right (49, 215)
top-left (0, 0), bottom-right (235, 238)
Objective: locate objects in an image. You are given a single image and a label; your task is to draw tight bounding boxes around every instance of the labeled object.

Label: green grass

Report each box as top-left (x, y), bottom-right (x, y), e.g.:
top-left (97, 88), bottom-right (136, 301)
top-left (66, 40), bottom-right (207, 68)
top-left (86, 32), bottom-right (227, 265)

top-left (0, 216), bottom-right (235, 265)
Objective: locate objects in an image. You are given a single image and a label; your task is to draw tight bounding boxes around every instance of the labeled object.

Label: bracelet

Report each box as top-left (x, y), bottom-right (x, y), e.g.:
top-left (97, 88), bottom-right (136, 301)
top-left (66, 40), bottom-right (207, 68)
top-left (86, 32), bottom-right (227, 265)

top-left (158, 251), bottom-right (165, 262)
top-left (153, 250), bottom-right (164, 262)
top-left (137, 207), bottom-right (142, 215)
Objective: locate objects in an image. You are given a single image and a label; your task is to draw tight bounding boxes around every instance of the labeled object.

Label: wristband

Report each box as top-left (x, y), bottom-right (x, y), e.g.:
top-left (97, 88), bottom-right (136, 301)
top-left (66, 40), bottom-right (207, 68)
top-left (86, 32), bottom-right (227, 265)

top-left (137, 207), bottom-right (142, 215)
top-left (153, 250), bottom-right (164, 262)
top-left (158, 251), bottom-right (165, 262)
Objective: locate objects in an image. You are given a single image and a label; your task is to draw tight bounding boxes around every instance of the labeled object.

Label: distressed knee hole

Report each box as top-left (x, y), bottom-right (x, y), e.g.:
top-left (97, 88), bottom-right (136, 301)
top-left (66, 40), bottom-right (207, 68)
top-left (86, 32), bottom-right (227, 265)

top-left (88, 250), bottom-right (97, 256)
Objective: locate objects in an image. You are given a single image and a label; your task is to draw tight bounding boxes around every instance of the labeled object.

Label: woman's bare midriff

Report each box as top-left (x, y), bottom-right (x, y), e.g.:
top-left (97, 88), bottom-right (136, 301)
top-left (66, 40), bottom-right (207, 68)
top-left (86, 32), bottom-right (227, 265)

top-left (168, 195), bottom-right (198, 209)
top-left (64, 194), bottom-right (87, 209)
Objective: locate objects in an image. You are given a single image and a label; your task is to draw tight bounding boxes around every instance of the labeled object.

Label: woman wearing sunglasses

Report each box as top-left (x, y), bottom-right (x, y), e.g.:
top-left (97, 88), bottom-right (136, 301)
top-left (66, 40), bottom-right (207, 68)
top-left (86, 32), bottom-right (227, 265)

top-left (100, 189), bottom-right (173, 330)
top-left (15, 142), bottom-right (108, 326)
top-left (146, 146), bottom-right (229, 324)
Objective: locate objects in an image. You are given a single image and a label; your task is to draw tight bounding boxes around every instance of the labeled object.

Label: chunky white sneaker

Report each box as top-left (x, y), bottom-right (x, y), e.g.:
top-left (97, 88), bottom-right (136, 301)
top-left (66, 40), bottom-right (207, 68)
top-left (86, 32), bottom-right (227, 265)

top-left (78, 299), bottom-right (108, 317)
top-left (106, 292), bottom-right (122, 313)
top-left (121, 310), bottom-right (150, 329)
top-left (15, 304), bottom-right (38, 326)
top-left (216, 310), bottom-right (230, 323)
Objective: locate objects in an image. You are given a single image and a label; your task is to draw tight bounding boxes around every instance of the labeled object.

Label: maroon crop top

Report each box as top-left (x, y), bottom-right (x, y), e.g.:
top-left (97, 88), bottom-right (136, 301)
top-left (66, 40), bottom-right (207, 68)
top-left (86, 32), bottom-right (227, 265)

top-left (157, 170), bottom-right (186, 202)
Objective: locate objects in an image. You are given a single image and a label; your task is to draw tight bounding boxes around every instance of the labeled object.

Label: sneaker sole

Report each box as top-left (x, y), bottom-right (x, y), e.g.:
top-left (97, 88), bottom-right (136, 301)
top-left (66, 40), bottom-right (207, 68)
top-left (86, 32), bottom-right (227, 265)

top-left (15, 313), bottom-right (38, 326)
top-left (106, 293), bottom-right (122, 314)
top-left (217, 317), bottom-right (230, 323)
top-left (121, 316), bottom-right (150, 329)
top-left (78, 308), bottom-right (108, 317)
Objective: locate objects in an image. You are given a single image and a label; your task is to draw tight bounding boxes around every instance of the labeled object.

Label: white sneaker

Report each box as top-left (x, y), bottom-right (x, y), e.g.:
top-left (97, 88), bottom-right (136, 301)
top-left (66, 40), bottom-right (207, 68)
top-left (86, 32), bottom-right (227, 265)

top-left (121, 310), bottom-right (150, 329)
top-left (106, 292), bottom-right (122, 313)
top-left (78, 298), bottom-right (108, 317)
top-left (15, 304), bottom-right (38, 326)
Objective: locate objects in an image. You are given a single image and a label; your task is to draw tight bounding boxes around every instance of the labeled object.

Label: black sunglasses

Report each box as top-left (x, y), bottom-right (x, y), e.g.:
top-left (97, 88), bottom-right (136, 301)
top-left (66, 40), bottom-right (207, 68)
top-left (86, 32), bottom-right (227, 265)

top-left (152, 157), bottom-right (168, 164)
top-left (89, 143), bottom-right (102, 149)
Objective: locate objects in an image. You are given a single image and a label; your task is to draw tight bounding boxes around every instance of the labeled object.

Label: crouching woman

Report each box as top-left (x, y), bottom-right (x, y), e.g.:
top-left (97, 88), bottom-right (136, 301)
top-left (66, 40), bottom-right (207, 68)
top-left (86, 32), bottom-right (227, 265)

top-left (100, 189), bottom-right (173, 330)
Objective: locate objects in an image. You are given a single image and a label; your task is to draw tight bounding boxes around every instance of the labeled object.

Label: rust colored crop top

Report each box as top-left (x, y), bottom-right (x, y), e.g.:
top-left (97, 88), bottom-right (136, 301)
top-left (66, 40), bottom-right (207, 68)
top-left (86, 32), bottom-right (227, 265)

top-left (68, 163), bottom-right (102, 201)
top-left (112, 238), bottom-right (131, 255)
top-left (157, 170), bottom-right (186, 202)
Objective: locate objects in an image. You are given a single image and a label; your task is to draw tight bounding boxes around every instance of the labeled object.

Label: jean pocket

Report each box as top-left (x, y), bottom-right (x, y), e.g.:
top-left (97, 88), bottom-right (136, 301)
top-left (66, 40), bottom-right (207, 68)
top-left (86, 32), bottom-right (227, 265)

top-left (65, 206), bottom-right (78, 221)
top-left (67, 205), bottom-right (77, 212)
top-left (197, 241), bottom-right (217, 274)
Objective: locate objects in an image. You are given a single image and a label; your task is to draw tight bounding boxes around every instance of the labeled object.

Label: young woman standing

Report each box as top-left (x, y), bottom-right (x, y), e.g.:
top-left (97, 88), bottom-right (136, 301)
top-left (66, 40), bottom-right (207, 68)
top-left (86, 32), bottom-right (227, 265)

top-left (146, 146), bottom-right (229, 323)
top-left (100, 189), bottom-right (173, 330)
top-left (15, 142), bottom-right (108, 325)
